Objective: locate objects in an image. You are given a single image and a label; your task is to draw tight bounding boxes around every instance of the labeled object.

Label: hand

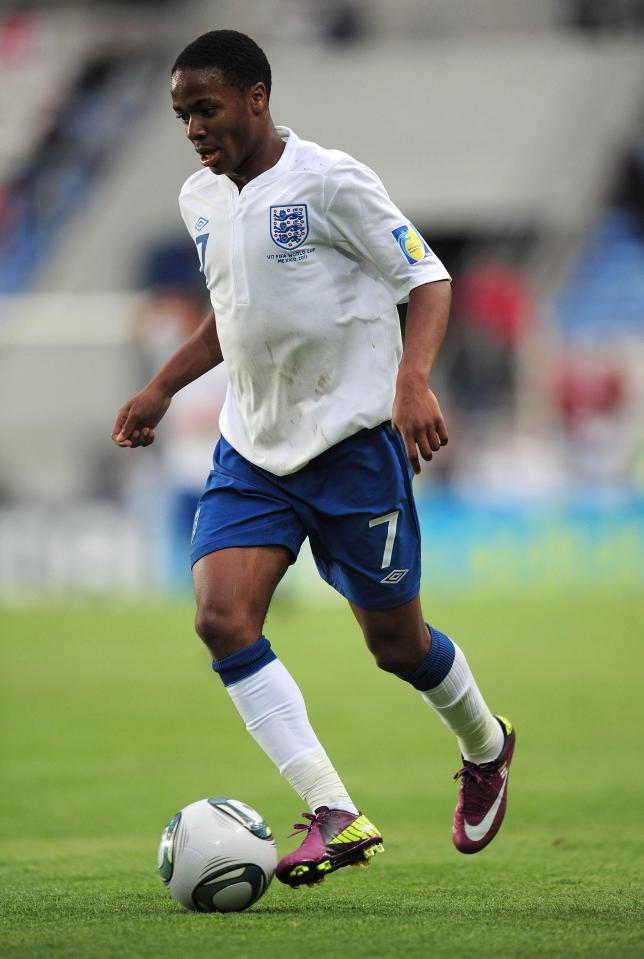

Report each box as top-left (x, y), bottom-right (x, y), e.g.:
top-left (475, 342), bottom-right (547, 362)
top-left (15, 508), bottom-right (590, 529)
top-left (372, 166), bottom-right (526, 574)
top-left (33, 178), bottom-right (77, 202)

top-left (392, 375), bottom-right (448, 475)
top-left (111, 383), bottom-right (172, 448)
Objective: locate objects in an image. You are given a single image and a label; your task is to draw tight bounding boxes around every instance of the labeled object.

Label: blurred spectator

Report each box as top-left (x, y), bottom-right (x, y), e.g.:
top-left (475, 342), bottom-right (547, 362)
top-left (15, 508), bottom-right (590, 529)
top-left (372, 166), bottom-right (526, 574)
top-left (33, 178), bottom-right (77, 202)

top-left (0, 9), bottom-right (39, 65)
top-left (444, 263), bottom-right (534, 416)
top-left (322, 2), bottom-right (366, 43)
top-left (615, 136), bottom-right (644, 220)
top-left (565, 0), bottom-right (644, 31)
top-left (553, 353), bottom-right (633, 490)
top-left (554, 355), bottom-right (626, 428)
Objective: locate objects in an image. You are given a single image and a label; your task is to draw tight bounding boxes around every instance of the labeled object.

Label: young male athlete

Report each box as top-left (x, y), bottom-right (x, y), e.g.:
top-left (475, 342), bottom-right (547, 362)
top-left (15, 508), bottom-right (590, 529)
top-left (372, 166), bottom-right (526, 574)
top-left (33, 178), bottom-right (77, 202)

top-left (112, 30), bottom-right (515, 887)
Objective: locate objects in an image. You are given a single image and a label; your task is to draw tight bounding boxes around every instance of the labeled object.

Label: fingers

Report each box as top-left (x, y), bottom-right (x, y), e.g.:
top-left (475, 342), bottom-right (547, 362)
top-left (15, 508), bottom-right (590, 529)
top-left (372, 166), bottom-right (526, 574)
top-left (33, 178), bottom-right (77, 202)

top-left (408, 448), bottom-right (421, 475)
top-left (427, 425), bottom-right (442, 452)
top-left (392, 384), bottom-right (449, 472)
top-left (416, 432), bottom-right (434, 462)
top-left (398, 430), bottom-right (421, 475)
top-left (115, 405), bottom-right (140, 444)
top-left (111, 403), bottom-right (156, 449)
top-left (118, 428), bottom-right (156, 449)
top-left (395, 421), bottom-right (448, 474)
top-left (111, 403), bottom-right (137, 446)
top-left (111, 408), bottom-right (128, 444)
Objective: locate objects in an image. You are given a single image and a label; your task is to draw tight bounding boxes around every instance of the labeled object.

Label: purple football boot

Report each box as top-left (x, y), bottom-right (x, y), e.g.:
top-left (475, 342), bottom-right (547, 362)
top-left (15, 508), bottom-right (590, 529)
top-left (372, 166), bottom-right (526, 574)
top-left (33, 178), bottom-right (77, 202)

top-left (276, 807), bottom-right (384, 887)
top-left (452, 715), bottom-right (516, 854)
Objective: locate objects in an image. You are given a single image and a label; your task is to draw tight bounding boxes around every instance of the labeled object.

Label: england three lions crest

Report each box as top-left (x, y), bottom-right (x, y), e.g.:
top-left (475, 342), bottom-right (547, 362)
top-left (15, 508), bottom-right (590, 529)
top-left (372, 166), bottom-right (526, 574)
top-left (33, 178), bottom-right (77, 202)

top-left (270, 204), bottom-right (309, 250)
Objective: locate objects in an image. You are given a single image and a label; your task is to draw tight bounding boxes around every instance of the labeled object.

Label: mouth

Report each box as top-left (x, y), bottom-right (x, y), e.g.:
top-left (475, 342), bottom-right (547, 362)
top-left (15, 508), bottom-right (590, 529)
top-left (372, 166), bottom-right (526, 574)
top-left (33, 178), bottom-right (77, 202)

top-left (197, 147), bottom-right (222, 167)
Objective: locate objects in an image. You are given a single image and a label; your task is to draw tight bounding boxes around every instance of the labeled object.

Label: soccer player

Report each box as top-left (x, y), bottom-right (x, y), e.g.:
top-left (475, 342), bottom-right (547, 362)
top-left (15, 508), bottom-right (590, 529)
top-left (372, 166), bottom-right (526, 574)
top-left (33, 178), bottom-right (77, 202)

top-left (112, 30), bottom-right (515, 887)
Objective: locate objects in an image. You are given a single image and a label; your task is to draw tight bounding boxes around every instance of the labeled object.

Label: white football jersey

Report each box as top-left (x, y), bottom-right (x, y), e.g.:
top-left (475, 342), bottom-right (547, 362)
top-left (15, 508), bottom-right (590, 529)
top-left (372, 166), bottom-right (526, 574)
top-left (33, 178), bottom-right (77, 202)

top-left (178, 127), bottom-right (450, 475)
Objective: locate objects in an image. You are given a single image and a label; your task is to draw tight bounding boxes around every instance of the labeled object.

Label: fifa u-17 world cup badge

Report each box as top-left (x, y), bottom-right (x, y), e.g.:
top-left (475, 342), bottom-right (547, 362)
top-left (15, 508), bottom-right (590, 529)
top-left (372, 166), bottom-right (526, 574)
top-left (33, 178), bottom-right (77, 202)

top-left (270, 204), bottom-right (309, 250)
top-left (392, 224), bottom-right (431, 264)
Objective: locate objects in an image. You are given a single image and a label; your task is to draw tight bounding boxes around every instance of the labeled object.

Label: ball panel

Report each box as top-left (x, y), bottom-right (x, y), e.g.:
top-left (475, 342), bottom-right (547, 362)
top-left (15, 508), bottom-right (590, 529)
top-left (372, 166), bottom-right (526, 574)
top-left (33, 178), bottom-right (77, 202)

top-left (192, 864), bottom-right (267, 913)
top-left (207, 798), bottom-right (274, 840)
top-left (211, 882), bottom-right (254, 912)
top-left (157, 811), bottom-right (181, 884)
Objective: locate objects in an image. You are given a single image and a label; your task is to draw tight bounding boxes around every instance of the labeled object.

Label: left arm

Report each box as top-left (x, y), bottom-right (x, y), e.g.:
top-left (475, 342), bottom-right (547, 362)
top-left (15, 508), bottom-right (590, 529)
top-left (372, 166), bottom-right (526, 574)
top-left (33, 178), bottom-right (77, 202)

top-left (392, 280), bottom-right (451, 475)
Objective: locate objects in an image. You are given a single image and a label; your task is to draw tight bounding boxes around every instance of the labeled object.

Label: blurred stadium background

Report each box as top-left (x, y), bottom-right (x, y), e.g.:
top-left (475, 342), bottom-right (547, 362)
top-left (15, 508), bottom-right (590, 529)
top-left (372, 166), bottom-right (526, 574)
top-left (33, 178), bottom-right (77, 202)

top-left (1, 0), bottom-right (643, 600)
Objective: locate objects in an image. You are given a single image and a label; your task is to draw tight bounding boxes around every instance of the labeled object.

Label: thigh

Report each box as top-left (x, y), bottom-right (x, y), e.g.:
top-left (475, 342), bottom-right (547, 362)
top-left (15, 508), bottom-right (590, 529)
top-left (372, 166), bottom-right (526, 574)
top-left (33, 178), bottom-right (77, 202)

top-left (308, 424), bottom-right (422, 611)
top-left (193, 545), bottom-right (292, 658)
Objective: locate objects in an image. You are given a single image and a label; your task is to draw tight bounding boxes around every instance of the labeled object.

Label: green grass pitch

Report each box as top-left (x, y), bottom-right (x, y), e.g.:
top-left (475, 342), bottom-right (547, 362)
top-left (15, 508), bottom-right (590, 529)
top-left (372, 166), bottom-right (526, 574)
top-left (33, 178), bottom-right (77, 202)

top-left (1, 588), bottom-right (643, 958)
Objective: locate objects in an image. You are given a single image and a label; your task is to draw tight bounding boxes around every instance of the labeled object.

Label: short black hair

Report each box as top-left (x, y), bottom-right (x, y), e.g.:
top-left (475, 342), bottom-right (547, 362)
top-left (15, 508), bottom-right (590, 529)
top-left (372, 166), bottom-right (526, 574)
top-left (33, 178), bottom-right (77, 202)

top-left (171, 30), bottom-right (271, 98)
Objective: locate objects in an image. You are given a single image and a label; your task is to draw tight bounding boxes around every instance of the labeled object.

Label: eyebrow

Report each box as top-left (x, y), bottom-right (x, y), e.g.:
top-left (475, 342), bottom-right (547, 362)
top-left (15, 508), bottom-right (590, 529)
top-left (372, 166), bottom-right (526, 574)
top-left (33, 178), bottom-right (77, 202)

top-left (172, 97), bottom-right (221, 113)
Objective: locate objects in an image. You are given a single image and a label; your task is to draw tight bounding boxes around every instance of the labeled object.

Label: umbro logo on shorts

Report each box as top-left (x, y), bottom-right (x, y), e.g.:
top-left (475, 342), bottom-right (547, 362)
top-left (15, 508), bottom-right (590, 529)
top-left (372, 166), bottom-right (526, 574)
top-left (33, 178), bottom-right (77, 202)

top-left (380, 569), bottom-right (409, 585)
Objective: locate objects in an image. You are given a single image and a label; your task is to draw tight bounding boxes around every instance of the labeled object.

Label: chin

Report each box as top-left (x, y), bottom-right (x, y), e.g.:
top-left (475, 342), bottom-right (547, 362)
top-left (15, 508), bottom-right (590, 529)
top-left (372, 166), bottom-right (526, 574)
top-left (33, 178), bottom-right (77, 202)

top-left (210, 158), bottom-right (232, 175)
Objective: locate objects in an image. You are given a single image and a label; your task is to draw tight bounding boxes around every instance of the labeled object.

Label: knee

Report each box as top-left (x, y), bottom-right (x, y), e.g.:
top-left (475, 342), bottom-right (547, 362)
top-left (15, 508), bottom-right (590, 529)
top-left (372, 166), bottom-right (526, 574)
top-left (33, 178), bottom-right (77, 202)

top-left (365, 625), bottom-right (430, 678)
top-left (194, 602), bottom-right (260, 659)
top-left (371, 646), bottom-right (400, 675)
top-left (372, 645), bottom-right (413, 676)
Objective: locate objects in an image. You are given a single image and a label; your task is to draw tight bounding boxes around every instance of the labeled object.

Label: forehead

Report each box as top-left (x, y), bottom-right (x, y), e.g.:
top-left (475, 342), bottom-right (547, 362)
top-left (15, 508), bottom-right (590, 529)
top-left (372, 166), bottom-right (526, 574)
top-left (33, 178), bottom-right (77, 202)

top-left (171, 67), bottom-right (243, 106)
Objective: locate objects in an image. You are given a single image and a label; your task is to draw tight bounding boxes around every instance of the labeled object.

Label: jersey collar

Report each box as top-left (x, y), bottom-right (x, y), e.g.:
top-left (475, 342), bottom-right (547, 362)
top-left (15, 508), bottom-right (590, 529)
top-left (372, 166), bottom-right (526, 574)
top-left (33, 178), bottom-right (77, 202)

top-left (235, 126), bottom-right (298, 191)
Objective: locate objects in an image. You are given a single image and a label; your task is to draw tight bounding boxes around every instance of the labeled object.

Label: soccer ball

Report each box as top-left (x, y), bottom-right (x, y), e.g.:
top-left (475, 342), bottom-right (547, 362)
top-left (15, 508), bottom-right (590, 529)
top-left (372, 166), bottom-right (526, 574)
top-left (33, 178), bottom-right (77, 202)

top-left (157, 797), bottom-right (277, 912)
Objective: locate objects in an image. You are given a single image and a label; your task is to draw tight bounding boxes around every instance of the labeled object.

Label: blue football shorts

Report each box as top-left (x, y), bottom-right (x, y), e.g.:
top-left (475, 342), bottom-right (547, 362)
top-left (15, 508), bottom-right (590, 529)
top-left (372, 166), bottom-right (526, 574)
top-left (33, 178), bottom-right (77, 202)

top-left (190, 422), bottom-right (421, 611)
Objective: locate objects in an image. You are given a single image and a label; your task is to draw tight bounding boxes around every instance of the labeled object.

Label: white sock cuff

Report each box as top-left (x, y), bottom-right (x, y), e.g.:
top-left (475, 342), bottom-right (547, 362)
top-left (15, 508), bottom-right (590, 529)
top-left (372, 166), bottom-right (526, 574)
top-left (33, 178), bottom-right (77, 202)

top-left (421, 643), bottom-right (470, 708)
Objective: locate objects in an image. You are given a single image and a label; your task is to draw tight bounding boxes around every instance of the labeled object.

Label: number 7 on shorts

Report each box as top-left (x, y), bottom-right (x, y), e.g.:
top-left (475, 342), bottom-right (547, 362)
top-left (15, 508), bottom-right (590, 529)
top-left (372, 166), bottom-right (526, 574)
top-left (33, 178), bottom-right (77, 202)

top-left (369, 510), bottom-right (400, 569)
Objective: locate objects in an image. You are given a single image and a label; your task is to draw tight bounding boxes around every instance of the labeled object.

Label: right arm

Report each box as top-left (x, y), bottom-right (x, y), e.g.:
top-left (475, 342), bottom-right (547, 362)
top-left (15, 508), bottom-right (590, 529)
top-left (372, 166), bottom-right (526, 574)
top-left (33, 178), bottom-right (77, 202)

top-left (111, 310), bottom-right (223, 448)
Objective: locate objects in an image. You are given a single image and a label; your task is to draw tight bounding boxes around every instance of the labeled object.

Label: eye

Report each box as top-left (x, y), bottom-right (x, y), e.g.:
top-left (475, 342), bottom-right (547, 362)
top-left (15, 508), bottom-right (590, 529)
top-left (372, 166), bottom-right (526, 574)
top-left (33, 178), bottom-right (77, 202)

top-left (175, 113), bottom-right (188, 124)
top-left (201, 107), bottom-right (218, 118)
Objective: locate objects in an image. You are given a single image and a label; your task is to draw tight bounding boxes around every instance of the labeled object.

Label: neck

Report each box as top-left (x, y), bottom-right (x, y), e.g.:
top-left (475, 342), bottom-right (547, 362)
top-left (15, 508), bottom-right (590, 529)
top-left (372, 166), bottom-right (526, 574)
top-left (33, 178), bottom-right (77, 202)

top-left (229, 123), bottom-right (285, 190)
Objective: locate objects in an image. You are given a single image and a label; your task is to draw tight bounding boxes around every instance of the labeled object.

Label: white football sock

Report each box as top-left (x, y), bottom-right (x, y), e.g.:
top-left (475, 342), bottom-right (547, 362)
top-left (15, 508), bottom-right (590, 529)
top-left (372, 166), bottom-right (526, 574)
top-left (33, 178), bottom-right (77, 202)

top-left (226, 658), bottom-right (358, 814)
top-left (420, 643), bottom-right (504, 764)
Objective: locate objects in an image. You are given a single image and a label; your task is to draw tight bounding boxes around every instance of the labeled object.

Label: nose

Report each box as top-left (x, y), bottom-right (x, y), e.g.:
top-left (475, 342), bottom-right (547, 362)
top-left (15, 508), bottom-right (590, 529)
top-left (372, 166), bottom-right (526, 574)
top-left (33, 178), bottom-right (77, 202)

top-left (186, 115), bottom-right (206, 142)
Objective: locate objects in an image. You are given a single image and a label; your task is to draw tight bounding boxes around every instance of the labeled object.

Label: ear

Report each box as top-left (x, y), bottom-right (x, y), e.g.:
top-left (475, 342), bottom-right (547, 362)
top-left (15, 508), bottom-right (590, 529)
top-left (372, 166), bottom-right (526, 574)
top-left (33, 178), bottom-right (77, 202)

top-left (249, 82), bottom-right (268, 115)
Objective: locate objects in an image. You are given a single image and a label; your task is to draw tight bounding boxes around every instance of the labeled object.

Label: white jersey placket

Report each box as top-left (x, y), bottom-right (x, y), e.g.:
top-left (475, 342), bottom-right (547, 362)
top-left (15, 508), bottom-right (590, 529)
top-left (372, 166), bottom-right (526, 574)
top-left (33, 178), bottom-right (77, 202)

top-left (229, 184), bottom-right (250, 307)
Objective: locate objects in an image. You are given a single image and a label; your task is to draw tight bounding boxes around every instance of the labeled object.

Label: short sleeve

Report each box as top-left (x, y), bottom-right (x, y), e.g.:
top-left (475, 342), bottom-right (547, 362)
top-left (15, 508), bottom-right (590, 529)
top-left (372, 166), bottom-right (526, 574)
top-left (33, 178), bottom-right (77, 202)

top-left (324, 156), bottom-right (450, 303)
top-left (178, 183), bottom-right (197, 237)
